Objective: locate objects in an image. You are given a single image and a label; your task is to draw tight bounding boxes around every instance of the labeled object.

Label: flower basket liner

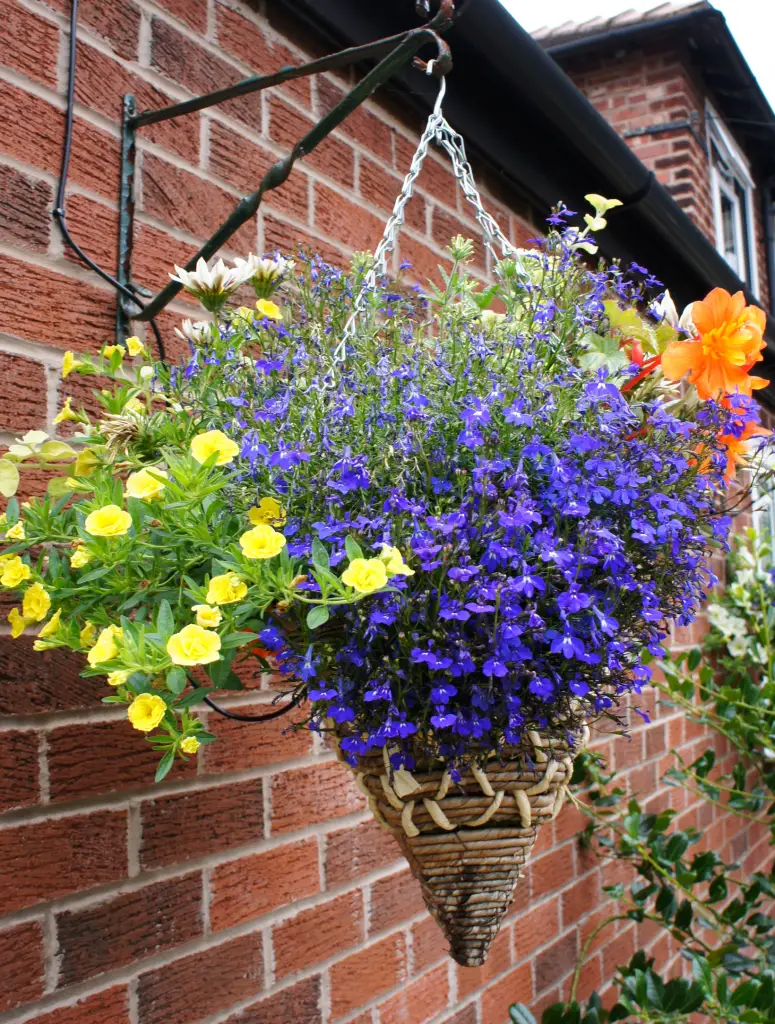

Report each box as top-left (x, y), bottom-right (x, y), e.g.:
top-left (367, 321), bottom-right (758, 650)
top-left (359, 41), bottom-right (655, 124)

top-left (339, 727), bottom-right (587, 967)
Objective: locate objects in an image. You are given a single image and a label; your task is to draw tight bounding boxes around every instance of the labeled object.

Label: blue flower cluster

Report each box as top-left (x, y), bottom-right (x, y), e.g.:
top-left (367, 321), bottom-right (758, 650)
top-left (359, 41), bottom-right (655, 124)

top-left (169, 232), bottom-right (755, 772)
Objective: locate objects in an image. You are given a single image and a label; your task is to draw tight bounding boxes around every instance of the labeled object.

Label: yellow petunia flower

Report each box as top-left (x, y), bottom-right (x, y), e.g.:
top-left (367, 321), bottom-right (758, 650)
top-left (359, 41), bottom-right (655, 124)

top-left (192, 603), bottom-right (223, 628)
top-left (127, 693), bottom-right (167, 732)
top-left (123, 396), bottom-right (146, 415)
top-left (70, 547), bottom-right (93, 569)
top-left (378, 543), bottom-right (415, 577)
top-left (190, 430), bottom-right (239, 466)
top-left (107, 669), bottom-right (131, 687)
top-left (22, 582), bottom-right (51, 622)
top-left (341, 557), bottom-right (388, 594)
top-left (8, 607), bottom-right (29, 638)
top-left (53, 397), bottom-right (80, 425)
top-left (248, 496), bottom-right (287, 527)
top-left (73, 449), bottom-right (99, 477)
top-left (255, 298), bottom-right (283, 321)
top-left (37, 607), bottom-right (62, 639)
top-left (167, 624), bottom-right (222, 666)
top-left (180, 736), bottom-right (200, 754)
top-left (206, 572), bottom-right (248, 606)
top-left (62, 351), bottom-right (81, 378)
top-left (125, 467), bottom-right (167, 502)
top-left (84, 504), bottom-right (132, 537)
top-left (102, 344), bottom-right (124, 361)
top-left (125, 336), bottom-right (145, 357)
top-left (5, 521), bottom-right (25, 541)
top-left (87, 624), bottom-right (123, 666)
top-left (0, 556), bottom-right (31, 588)
top-left (239, 524), bottom-right (286, 560)
top-left (79, 620), bottom-right (96, 648)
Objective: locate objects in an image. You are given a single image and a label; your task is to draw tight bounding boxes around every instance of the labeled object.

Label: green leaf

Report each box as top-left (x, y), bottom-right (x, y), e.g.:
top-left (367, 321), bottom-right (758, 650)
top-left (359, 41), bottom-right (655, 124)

top-left (687, 647), bottom-right (702, 671)
top-left (345, 535), bottom-right (364, 561)
top-left (311, 537), bottom-right (330, 569)
top-left (175, 686), bottom-right (212, 708)
top-left (0, 459), bottom-right (19, 498)
top-left (156, 599), bottom-right (175, 639)
top-left (77, 566), bottom-right (114, 584)
top-left (665, 833), bottom-right (689, 862)
top-left (577, 332), bottom-right (630, 373)
top-left (307, 605), bottom-right (330, 630)
top-left (167, 666), bottom-right (187, 695)
top-left (155, 748), bottom-right (175, 783)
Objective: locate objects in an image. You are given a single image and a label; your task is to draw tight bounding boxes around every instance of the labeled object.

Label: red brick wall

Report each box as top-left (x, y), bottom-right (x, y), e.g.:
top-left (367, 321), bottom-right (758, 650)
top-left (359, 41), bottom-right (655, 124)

top-left (558, 40), bottom-right (771, 309)
top-left (0, 3), bottom-right (770, 1024)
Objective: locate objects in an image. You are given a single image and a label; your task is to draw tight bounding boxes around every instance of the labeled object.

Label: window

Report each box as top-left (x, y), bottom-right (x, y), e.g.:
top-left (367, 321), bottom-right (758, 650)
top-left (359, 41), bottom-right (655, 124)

top-left (707, 103), bottom-right (759, 295)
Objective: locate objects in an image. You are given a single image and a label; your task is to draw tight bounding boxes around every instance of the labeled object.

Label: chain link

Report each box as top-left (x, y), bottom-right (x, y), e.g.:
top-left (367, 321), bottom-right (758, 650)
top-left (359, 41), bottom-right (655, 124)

top-left (333, 71), bottom-right (526, 363)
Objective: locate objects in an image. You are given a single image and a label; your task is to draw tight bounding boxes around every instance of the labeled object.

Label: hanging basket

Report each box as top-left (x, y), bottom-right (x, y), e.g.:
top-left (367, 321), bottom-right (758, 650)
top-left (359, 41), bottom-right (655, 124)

top-left (337, 727), bottom-right (588, 967)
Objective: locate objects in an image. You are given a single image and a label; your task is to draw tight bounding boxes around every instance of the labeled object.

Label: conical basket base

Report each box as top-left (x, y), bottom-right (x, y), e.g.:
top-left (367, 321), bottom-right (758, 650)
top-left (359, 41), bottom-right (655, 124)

top-left (397, 825), bottom-right (538, 966)
top-left (340, 733), bottom-right (579, 967)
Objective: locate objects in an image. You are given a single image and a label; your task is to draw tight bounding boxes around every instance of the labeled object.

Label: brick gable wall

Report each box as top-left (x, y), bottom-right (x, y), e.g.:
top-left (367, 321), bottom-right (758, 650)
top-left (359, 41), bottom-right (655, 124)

top-left (0, 3), bottom-right (770, 1023)
top-left (558, 39), bottom-right (771, 310)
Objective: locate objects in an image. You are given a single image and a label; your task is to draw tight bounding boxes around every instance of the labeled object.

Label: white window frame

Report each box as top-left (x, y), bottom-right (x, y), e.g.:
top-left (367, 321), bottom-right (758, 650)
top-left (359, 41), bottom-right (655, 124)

top-left (706, 101), bottom-right (760, 297)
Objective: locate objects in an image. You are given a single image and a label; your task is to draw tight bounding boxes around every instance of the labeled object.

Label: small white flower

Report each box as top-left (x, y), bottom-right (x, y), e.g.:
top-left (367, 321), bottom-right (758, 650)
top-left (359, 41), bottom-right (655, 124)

top-left (174, 319), bottom-right (212, 345)
top-left (233, 254), bottom-right (295, 298)
top-left (653, 291), bottom-right (680, 330)
top-left (170, 257), bottom-right (254, 311)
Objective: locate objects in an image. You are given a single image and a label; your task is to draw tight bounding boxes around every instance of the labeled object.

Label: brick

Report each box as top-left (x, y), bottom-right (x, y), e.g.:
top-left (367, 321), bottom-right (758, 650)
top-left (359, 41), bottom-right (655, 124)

top-left (394, 135), bottom-right (458, 205)
top-left (267, 95), bottom-right (356, 189)
top-left (0, 84), bottom-right (119, 199)
top-left (150, 19), bottom-right (262, 131)
top-left (0, 254), bottom-right (115, 353)
top-left (562, 874), bottom-right (601, 928)
top-left (481, 964), bottom-right (533, 1024)
top-left (262, 213), bottom-right (346, 270)
top-left (210, 837), bottom-right (319, 930)
top-left (270, 759), bottom-right (364, 834)
top-left (222, 976), bottom-right (321, 1023)
top-left (138, 933), bottom-right (263, 1024)
top-left (513, 897), bottom-right (560, 960)
top-left (330, 932), bottom-right (408, 1018)
top-left (359, 158), bottom-right (426, 233)
top-left (59, 193), bottom-right (118, 275)
top-left (47, 0), bottom-right (139, 58)
top-left (0, 640), bottom-right (99, 716)
top-left (132, 222), bottom-right (200, 300)
top-left (325, 817), bottom-right (399, 887)
top-left (0, 164), bottom-right (52, 251)
top-left (412, 916), bottom-right (449, 973)
top-left (0, 351), bottom-right (46, 434)
top-left (218, 6), bottom-right (311, 107)
top-left (73, 41), bottom-right (199, 162)
top-left (0, 729), bottom-right (39, 812)
top-left (0, 921), bottom-right (44, 1013)
top-left (203, 701), bottom-right (312, 776)
top-left (319, 81), bottom-right (392, 164)
top-left (0, 811), bottom-right (127, 912)
top-left (48, 718), bottom-right (196, 802)
top-left (612, 731), bottom-right (645, 769)
top-left (535, 930), bottom-right (578, 994)
top-left (142, 154), bottom-right (256, 253)
top-left (531, 843), bottom-right (575, 899)
top-left (440, 1007), bottom-right (477, 1024)
top-left (379, 962), bottom-right (449, 1024)
top-left (154, 0), bottom-right (207, 31)
top-left (33, 987), bottom-right (130, 1024)
top-left (0, 0), bottom-right (60, 86)
top-left (456, 927), bottom-right (511, 999)
top-left (432, 207), bottom-right (486, 269)
top-left (397, 235), bottom-right (448, 288)
top-left (274, 888), bottom-right (363, 978)
top-left (313, 183), bottom-right (385, 254)
top-left (57, 873), bottom-right (202, 986)
top-left (140, 779), bottom-right (264, 868)
top-left (368, 868), bottom-right (426, 935)
top-left (208, 121), bottom-right (309, 222)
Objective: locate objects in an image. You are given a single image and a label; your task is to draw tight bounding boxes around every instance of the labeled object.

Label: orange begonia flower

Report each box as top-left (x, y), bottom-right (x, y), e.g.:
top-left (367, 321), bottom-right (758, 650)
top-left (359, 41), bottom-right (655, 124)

top-left (661, 287), bottom-right (768, 399)
top-left (717, 420), bottom-right (771, 483)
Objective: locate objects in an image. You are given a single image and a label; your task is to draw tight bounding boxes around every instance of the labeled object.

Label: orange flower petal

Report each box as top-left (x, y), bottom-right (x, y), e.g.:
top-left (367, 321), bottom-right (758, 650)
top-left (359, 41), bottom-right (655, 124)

top-left (660, 340), bottom-right (700, 382)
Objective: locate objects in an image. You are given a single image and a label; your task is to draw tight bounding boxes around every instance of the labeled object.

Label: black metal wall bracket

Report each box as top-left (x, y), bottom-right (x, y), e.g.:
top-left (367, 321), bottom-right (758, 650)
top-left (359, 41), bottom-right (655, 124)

top-left (116, 1), bottom-right (456, 343)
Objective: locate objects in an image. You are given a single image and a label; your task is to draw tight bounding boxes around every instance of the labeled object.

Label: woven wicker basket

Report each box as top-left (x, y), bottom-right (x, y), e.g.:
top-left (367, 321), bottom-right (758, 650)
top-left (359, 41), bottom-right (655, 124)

top-left (339, 727), bottom-right (588, 967)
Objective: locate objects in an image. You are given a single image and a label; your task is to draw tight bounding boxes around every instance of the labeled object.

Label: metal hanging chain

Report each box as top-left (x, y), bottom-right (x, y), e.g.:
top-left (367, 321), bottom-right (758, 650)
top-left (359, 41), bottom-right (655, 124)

top-left (334, 66), bottom-right (526, 362)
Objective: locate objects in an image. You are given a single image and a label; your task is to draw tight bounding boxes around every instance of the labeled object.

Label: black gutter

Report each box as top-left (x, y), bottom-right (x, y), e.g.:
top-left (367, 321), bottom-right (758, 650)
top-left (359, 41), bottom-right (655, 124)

top-left (274, 0), bottom-right (775, 399)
